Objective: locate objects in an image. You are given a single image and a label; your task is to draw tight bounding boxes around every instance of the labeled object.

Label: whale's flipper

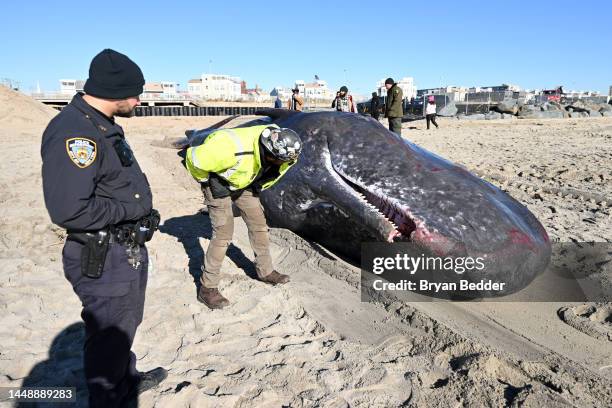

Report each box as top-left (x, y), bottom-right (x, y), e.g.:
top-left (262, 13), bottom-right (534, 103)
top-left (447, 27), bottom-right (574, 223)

top-left (153, 115), bottom-right (241, 149)
top-left (255, 108), bottom-right (301, 121)
top-left (185, 115), bottom-right (240, 138)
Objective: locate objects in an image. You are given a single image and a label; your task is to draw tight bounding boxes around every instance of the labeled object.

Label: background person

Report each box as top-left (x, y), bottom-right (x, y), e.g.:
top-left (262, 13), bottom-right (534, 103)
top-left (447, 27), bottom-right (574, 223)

top-left (384, 77), bottom-right (404, 135)
top-left (274, 95), bottom-right (283, 109)
top-left (287, 87), bottom-right (304, 111)
top-left (425, 95), bottom-right (439, 129)
top-left (332, 86), bottom-right (356, 112)
top-left (370, 92), bottom-right (381, 120)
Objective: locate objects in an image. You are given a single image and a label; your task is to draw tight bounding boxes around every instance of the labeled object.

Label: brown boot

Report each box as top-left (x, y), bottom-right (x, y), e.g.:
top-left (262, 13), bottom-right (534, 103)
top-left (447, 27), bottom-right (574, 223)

top-left (259, 270), bottom-right (290, 285)
top-left (197, 286), bottom-right (230, 309)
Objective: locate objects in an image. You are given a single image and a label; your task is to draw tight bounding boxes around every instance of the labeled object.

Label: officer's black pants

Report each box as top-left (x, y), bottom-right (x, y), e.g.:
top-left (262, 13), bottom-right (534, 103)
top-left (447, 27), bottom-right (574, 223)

top-left (388, 117), bottom-right (402, 135)
top-left (426, 114), bottom-right (439, 129)
top-left (63, 241), bottom-right (148, 408)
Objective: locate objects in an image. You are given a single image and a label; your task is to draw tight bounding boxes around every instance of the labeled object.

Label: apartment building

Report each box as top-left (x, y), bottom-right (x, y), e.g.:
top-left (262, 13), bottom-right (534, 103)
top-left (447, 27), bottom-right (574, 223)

top-left (188, 74), bottom-right (242, 101)
top-left (59, 79), bottom-right (85, 95)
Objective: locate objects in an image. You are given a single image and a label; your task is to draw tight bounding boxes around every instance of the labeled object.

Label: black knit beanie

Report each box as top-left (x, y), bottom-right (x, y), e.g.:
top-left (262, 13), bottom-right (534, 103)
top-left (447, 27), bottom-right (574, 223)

top-left (84, 49), bottom-right (145, 99)
top-left (385, 78), bottom-right (395, 85)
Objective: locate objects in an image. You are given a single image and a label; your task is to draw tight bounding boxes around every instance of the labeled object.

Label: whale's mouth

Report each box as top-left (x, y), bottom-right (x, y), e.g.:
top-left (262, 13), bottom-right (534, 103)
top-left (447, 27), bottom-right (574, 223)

top-left (334, 169), bottom-right (417, 242)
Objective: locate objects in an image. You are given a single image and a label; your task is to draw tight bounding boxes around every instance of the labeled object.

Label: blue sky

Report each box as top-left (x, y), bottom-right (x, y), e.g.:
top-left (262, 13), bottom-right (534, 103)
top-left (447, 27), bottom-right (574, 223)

top-left (2, 1), bottom-right (610, 95)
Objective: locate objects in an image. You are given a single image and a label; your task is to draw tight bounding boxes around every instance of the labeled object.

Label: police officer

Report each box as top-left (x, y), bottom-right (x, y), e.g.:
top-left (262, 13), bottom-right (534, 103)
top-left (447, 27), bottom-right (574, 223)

top-left (41, 49), bottom-right (167, 407)
top-left (185, 125), bottom-right (302, 309)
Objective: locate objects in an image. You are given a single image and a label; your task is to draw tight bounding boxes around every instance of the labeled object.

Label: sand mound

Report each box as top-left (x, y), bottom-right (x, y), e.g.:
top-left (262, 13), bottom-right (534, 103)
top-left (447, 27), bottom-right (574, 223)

top-left (558, 303), bottom-right (612, 342)
top-left (0, 85), bottom-right (57, 129)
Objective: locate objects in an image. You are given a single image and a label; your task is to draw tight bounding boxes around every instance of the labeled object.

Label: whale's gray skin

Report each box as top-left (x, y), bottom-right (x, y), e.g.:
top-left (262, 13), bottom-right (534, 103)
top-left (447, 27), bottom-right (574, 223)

top-left (182, 109), bottom-right (551, 297)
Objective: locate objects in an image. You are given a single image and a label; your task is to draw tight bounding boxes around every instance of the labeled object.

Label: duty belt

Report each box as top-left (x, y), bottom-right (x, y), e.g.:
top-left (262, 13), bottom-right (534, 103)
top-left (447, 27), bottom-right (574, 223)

top-left (67, 209), bottom-right (160, 247)
top-left (67, 225), bottom-right (136, 246)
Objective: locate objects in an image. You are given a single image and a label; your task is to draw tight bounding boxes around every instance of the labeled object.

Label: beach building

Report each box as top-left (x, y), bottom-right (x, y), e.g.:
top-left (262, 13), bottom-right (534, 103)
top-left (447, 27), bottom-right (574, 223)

top-left (59, 79), bottom-right (85, 95)
top-left (161, 81), bottom-right (177, 94)
top-left (241, 82), bottom-right (269, 102)
top-left (188, 74), bottom-right (242, 101)
top-left (302, 80), bottom-right (334, 101)
top-left (187, 79), bottom-right (203, 96)
top-left (143, 81), bottom-right (178, 96)
top-left (294, 80), bottom-right (306, 95)
top-left (271, 79), bottom-right (333, 105)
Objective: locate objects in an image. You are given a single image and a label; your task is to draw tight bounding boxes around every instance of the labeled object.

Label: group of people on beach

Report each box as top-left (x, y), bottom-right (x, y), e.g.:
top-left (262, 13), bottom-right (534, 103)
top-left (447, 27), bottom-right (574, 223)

top-left (276, 78), bottom-right (440, 135)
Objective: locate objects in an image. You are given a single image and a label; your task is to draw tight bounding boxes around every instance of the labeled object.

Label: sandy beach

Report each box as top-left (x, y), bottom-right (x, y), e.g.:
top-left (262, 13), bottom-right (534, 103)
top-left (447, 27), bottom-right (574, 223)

top-left (0, 86), bottom-right (610, 407)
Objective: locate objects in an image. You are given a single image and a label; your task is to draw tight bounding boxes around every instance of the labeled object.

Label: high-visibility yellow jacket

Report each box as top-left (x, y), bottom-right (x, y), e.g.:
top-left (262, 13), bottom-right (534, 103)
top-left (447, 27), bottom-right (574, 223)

top-left (185, 124), bottom-right (296, 191)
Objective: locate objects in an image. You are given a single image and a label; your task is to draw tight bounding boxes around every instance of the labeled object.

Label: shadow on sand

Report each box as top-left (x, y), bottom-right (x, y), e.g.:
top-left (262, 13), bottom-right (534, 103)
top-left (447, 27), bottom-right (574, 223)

top-left (17, 322), bottom-right (87, 407)
top-left (17, 321), bottom-right (143, 407)
top-left (160, 211), bottom-right (257, 293)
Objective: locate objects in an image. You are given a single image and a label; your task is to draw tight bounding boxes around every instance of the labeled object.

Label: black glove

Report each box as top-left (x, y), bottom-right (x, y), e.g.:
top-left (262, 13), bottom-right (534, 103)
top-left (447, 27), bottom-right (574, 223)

top-left (145, 209), bottom-right (160, 241)
top-left (133, 209), bottom-right (161, 245)
top-left (148, 209), bottom-right (161, 231)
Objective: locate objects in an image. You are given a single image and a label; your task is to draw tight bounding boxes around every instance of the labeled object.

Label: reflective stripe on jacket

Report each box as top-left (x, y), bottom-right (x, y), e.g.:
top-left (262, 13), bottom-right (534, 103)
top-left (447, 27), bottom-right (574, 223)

top-left (185, 124), bottom-right (296, 191)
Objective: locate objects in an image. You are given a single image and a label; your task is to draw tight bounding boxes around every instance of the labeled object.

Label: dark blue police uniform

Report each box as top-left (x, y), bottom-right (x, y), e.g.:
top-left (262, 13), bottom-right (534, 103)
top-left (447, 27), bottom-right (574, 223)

top-left (41, 93), bottom-right (154, 407)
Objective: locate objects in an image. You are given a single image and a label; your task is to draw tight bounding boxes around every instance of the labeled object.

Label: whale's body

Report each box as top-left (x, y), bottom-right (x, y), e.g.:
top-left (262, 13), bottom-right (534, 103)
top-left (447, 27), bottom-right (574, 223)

top-left (182, 109), bottom-right (551, 296)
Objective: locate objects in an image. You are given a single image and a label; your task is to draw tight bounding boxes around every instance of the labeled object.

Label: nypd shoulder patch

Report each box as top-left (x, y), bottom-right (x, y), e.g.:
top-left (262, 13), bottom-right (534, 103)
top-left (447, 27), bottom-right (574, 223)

top-left (66, 137), bottom-right (97, 168)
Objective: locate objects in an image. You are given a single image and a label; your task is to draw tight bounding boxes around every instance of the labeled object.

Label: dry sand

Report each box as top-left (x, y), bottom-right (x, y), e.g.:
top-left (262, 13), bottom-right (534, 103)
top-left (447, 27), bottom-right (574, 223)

top-left (0, 86), bottom-right (610, 407)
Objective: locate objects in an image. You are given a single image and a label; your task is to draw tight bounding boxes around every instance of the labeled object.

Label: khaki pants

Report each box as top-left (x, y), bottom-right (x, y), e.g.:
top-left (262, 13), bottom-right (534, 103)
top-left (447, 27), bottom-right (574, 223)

top-left (201, 186), bottom-right (273, 288)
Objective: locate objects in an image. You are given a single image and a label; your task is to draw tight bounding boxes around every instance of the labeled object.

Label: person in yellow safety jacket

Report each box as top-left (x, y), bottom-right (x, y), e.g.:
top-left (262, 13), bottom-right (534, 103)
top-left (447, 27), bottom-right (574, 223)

top-left (185, 124), bottom-right (303, 309)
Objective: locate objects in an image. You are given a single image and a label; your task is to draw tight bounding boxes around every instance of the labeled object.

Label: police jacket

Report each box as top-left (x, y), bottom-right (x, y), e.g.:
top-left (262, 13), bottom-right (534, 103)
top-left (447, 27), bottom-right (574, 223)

top-left (185, 125), bottom-right (296, 193)
top-left (41, 93), bottom-right (153, 231)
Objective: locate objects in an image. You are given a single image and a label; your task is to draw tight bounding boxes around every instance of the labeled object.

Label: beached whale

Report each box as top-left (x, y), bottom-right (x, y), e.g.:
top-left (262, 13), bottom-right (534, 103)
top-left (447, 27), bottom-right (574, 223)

top-left (169, 109), bottom-right (551, 297)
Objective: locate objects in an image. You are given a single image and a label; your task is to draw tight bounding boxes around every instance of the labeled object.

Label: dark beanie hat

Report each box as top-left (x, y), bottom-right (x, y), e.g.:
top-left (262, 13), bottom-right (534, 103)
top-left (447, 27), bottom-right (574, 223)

top-left (340, 85), bottom-right (348, 92)
top-left (84, 49), bottom-right (145, 99)
top-left (385, 77), bottom-right (395, 85)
